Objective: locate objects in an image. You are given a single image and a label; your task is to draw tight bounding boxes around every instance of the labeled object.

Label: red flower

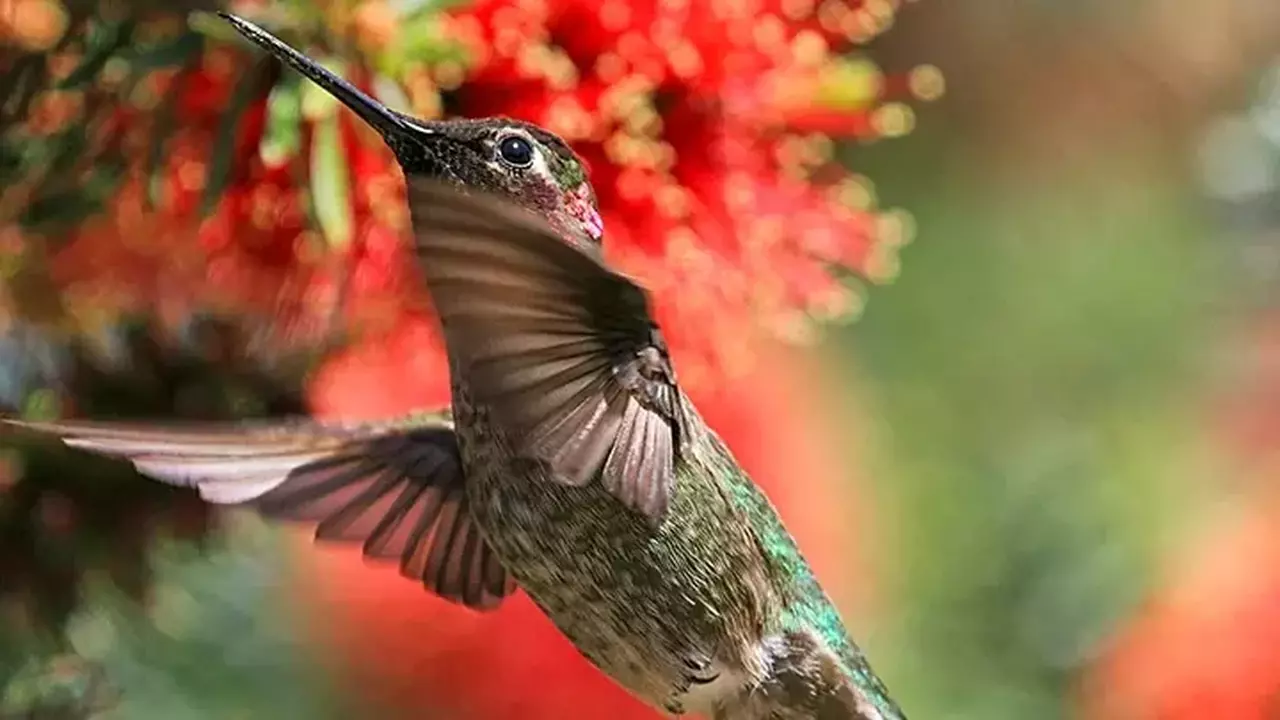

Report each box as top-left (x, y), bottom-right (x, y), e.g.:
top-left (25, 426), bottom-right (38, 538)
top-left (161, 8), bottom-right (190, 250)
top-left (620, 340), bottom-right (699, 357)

top-left (50, 45), bottom-right (309, 325)
top-left (1083, 494), bottom-right (1280, 720)
top-left (41, 0), bottom-right (921, 400)
top-left (413, 0), bottom-right (903, 378)
top-left (313, 0), bottom-right (918, 407)
top-left (48, 29), bottom-right (420, 348)
top-left (1083, 318), bottom-right (1280, 720)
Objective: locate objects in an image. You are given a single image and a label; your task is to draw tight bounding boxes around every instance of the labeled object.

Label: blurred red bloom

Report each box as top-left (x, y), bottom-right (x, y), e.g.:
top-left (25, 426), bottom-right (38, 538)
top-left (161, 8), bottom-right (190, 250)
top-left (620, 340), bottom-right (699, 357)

top-left (316, 0), bottom-right (916, 408)
top-left (429, 0), bottom-right (900, 378)
top-left (1083, 493), bottom-right (1280, 720)
top-left (49, 38), bottom-right (421, 348)
top-left (1083, 320), bottom-right (1280, 720)
top-left (42, 0), bottom-right (919, 403)
top-left (49, 45), bottom-right (314, 326)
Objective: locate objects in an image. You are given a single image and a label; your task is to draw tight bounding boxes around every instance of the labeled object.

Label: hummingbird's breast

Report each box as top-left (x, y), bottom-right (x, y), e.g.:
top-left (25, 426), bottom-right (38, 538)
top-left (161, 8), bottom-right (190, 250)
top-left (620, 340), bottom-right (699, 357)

top-left (450, 383), bottom-right (786, 714)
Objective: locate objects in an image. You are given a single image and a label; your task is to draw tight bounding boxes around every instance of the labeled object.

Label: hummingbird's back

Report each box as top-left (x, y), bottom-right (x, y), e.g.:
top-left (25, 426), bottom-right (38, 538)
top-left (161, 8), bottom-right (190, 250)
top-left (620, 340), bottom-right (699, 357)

top-left (703, 426), bottom-right (908, 720)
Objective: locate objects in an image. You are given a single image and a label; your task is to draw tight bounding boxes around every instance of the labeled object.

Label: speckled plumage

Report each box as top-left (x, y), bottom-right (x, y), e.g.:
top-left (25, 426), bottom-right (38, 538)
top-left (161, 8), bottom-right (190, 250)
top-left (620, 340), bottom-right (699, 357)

top-left (0, 14), bottom-right (908, 720)
top-left (454, 381), bottom-right (902, 719)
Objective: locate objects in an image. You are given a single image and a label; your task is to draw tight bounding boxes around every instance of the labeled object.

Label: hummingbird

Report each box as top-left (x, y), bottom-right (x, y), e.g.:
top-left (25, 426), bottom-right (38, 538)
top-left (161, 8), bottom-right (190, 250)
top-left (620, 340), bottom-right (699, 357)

top-left (2, 13), bottom-right (907, 720)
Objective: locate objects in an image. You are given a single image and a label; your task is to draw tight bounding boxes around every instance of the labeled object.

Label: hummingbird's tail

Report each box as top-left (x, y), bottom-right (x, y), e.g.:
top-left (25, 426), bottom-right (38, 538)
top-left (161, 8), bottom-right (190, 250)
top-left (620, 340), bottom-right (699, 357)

top-left (715, 630), bottom-right (904, 720)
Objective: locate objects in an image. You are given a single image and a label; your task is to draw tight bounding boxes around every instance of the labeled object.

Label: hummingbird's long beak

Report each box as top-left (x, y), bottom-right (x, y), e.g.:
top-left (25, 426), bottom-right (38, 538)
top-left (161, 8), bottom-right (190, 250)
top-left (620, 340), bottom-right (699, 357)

top-left (219, 11), bottom-right (421, 142)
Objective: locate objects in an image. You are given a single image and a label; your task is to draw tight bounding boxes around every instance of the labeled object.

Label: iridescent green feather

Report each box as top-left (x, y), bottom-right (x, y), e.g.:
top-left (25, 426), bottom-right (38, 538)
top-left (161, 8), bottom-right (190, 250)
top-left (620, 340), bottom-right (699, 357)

top-left (551, 156), bottom-right (586, 190)
top-left (694, 432), bottom-right (906, 720)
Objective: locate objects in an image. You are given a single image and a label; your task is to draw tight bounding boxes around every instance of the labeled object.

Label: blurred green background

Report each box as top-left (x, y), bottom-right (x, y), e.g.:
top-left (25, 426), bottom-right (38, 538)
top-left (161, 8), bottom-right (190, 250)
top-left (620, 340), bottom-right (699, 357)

top-left (843, 3), bottom-right (1280, 717)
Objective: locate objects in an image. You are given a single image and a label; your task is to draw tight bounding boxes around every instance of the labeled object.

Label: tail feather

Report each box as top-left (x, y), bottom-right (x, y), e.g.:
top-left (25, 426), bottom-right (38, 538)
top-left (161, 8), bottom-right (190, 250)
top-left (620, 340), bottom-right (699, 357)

top-left (717, 630), bottom-right (904, 720)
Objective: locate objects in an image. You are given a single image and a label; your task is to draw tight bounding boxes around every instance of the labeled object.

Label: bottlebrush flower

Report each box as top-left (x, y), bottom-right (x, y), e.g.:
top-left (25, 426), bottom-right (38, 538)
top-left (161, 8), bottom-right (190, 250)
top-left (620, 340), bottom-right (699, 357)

top-left (423, 0), bottom-right (915, 380)
top-left (316, 0), bottom-right (933, 410)
top-left (33, 0), bottom-right (933, 407)
top-left (46, 22), bottom-right (422, 350)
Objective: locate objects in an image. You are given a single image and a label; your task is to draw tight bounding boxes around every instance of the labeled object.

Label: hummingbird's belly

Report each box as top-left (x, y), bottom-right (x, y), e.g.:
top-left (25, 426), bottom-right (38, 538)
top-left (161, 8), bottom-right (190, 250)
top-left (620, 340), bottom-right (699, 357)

top-left (463, 453), bottom-right (782, 714)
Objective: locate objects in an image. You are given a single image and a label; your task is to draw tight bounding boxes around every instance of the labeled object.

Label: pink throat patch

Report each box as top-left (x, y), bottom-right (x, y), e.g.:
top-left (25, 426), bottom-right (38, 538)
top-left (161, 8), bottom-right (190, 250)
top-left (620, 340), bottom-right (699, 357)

top-left (567, 185), bottom-right (605, 241)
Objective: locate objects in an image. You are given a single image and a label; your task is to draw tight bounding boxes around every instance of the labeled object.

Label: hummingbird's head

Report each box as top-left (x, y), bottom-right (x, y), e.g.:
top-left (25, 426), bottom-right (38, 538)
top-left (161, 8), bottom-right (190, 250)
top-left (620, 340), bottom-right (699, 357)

top-left (221, 13), bottom-right (604, 247)
top-left (389, 115), bottom-right (604, 247)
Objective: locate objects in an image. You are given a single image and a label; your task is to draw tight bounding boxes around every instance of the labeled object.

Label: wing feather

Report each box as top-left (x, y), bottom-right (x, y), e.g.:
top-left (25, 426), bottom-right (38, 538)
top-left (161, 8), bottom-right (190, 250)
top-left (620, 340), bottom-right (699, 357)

top-left (1, 416), bottom-right (517, 611)
top-left (407, 179), bottom-right (686, 526)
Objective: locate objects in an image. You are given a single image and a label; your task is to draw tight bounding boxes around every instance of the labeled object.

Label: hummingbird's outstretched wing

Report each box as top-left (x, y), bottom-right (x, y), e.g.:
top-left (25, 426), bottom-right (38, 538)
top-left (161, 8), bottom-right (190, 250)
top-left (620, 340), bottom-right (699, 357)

top-left (2, 416), bottom-right (517, 610)
top-left (407, 179), bottom-right (686, 526)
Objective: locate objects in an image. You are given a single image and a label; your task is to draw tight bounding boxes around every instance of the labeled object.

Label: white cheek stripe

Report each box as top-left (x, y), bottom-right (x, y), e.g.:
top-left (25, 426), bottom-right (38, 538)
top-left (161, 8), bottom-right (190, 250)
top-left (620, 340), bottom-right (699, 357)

top-left (529, 144), bottom-right (555, 184)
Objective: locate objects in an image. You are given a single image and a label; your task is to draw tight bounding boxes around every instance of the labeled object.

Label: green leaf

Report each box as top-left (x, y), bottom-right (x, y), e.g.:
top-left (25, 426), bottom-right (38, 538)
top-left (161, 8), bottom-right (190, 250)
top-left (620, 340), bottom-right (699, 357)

top-left (120, 32), bottom-right (204, 74)
top-left (46, 127), bottom-right (90, 178)
top-left (397, 0), bottom-right (476, 22)
top-left (52, 523), bottom-right (337, 719)
top-left (259, 76), bottom-right (303, 167)
top-left (199, 62), bottom-right (266, 217)
top-left (21, 190), bottom-right (96, 230)
top-left (21, 388), bottom-right (60, 420)
top-left (372, 74), bottom-right (412, 115)
top-left (187, 9), bottom-right (254, 43)
top-left (58, 20), bottom-right (137, 90)
top-left (4, 127), bottom-right (85, 180)
top-left (145, 40), bottom-right (206, 210)
top-left (381, 14), bottom-right (472, 78)
top-left (0, 139), bottom-right (23, 181)
top-left (21, 156), bottom-right (126, 233)
top-left (310, 112), bottom-right (353, 249)
top-left (299, 57), bottom-right (346, 121)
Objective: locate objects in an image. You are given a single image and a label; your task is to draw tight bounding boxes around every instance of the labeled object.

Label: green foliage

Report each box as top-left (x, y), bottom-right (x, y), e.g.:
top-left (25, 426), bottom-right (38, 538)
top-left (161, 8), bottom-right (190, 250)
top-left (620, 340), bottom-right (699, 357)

top-left (200, 59), bottom-right (272, 217)
top-left (1, 13), bottom-right (214, 237)
top-left (4, 521), bottom-right (336, 720)
top-left (306, 65), bottom-right (355, 250)
top-left (56, 20), bottom-right (138, 91)
top-left (260, 75), bottom-right (303, 167)
top-left (378, 12), bottom-right (472, 78)
top-left (0, 316), bottom-right (324, 717)
top-left (838, 133), bottom-right (1224, 719)
top-left (69, 523), bottom-right (335, 720)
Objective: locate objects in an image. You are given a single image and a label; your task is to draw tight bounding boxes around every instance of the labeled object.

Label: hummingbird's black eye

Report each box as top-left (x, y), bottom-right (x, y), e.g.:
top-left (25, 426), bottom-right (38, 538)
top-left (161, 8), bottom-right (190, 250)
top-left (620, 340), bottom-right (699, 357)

top-left (497, 135), bottom-right (535, 168)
